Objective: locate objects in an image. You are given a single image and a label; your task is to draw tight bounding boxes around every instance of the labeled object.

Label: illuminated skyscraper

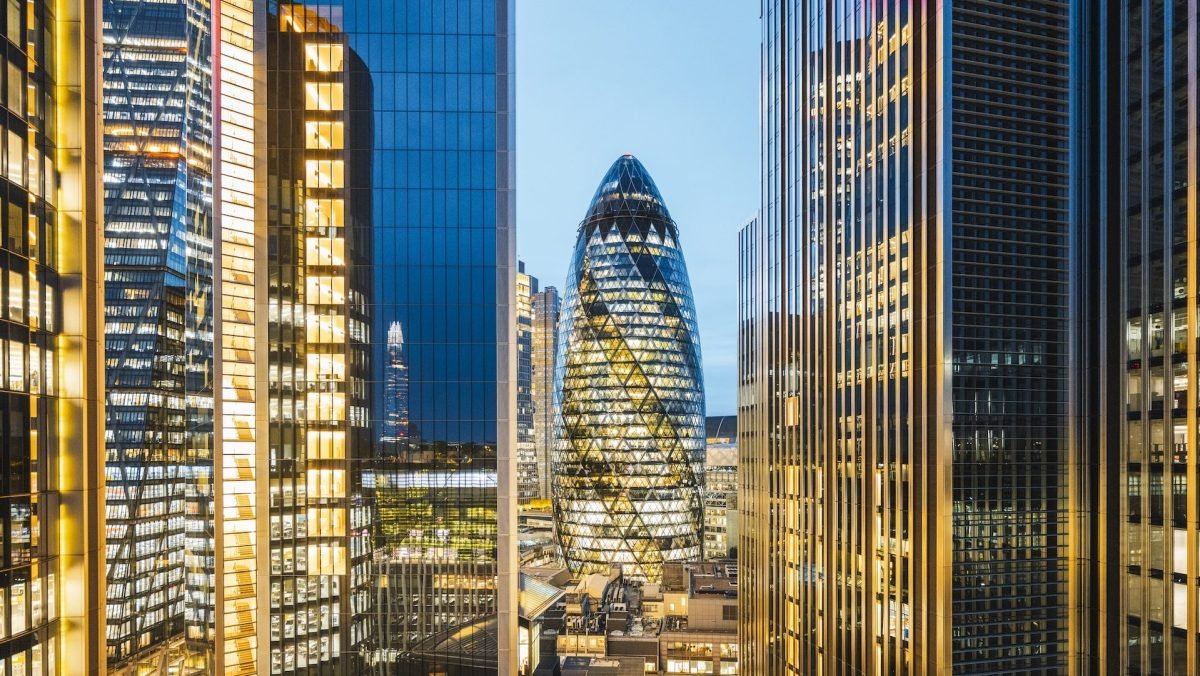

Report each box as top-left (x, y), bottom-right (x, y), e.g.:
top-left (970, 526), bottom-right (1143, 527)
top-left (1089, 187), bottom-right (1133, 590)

top-left (210, 0), bottom-right (260, 668)
top-left (703, 416), bottom-right (737, 561)
top-left (741, 2), bottom-right (1078, 673)
top-left (0, 0), bottom-right (105, 671)
top-left (210, 1), bottom-right (517, 674)
top-left (100, 0), bottom-right (213, 668)
top-left (531, 285), bottom-right (560, 501)
top-left (554, 154), bottom-right (706, 584)
top-left (1097, 0), bottom-right (1200, 670)
top-left (263, 6), bottom-right (376, 671)
top-left (516, 261), bottom-right (537, 501)
top-left (379, 320), bottom-right (411, 453)
top-left (515, 263), bottom-right (559, 505)
top-left (362, 0), bottom-right (518, 660)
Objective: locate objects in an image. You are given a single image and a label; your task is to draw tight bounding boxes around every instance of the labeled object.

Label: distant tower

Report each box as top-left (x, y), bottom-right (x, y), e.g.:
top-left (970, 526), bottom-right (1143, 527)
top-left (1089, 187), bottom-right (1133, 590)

top-left (381, 320), bottom-right (411, 451)
top-left (516, 262), bottom-right (537, 499)
top-left (554, 154), bottom-right (706, 582)
top-left (532, 286), bottom-right (561, 500)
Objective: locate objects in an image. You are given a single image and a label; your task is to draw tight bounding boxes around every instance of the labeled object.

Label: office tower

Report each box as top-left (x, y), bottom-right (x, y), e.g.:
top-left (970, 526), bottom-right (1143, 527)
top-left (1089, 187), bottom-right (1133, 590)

top-left (1100, 0), bottom-right (1200, 671)
top-left (742, 2), bottom-right (1075, 673)
top-left (703, 416), bottom-right (737, 560)
top-left (0, 0), bottom-right (105, 672)
top-left (215, 4), bottom-right (379, 674)
top-left (532, 285), bottom-right (560, 501)
top-left (208, 1), bottom-right (516, 674)
top-left (101, 0), bottom-right (214, 669)
top-left (262, 6), bottom-right (376, 672)
top-left (362, 0), bottom-right (516, 663)
top-left (554, 154), bottom-right (706, 584)
top-left (516, 261), bottom-right (537, 501)
top-left (379, 320), bottom-right (410, 453)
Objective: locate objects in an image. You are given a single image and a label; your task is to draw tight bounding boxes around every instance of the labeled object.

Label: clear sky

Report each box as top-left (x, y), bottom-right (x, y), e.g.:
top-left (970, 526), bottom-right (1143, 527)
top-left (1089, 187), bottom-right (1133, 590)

top-left (515, 0), bottom-right (759, 416)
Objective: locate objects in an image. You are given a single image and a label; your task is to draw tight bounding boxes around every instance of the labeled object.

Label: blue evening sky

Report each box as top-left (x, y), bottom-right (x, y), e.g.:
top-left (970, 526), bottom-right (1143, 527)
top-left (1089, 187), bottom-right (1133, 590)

top-left (515, 1), bottom-right (759, 416)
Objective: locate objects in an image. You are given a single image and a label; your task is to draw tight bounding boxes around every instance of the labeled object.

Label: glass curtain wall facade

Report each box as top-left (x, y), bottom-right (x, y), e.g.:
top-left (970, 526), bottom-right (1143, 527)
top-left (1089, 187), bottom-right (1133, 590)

top-left (703, 416), bottom-right (736, 561)
top-left (516, 261), bottom-right (536, 501)
top-left (531, 285), bottom-right (559, 502)
top-left (212, 1), bottom-right (515, 673)
top-left (212, 0), bottom-right (264, 671)
top-left (100, 0), bottom-right (213, 669)
top-left (264, 5), bottom-right (375, 672)
top-left (742, 1), bottom-right (1077, 673)
top-left (1110, 0), bottom-right (1200, 672)
top-left (358, 0), bottom-right (516, 668)
top-left (554, 154), bottom-right (705, 584)
top-left (0, 0), bottom-right (105, 671)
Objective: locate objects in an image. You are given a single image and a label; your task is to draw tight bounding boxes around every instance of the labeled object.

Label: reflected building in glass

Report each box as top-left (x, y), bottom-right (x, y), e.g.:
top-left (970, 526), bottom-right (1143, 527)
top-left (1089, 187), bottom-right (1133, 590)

top-left (741, 1), bottom-right (1080, 673)
top-left (379, 320), bottom-right (410, 454)
top-left (100, 0), bottom-right (214, 669)
top-left (263, 5), bottom-right (376, 672)
top-left (554, 154), bottom-right (705, 584)
top-left (207, 1), bottom-right (516, 674)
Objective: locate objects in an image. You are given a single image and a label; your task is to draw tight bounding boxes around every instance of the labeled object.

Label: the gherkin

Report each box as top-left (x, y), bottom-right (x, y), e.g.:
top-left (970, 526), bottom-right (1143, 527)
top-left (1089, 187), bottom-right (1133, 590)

top-left (553, 154), bottom-right (706, 583)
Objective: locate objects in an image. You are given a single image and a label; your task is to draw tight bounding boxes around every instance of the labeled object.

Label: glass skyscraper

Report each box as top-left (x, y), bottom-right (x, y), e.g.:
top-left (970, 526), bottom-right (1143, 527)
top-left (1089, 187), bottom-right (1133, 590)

top-left (554, 154), bottom-right (706, 584)
top-left (379, 320), bottom-right (410, 453)
top-left (100, 0), bottom-right (213, 668)
top-left (1102, 0), bottom-right (1200, 671)
top-left (263, 6), bottom-right (377, 671)
top-left (531, 284), bottom-right (559, 502)
top-left (210, 1), bottom-right (517, 673)
top-left (741, 1), bottom-right (1077, 673)
top-left (516, 261), bottom-right (536, 502)
top-left (0, 0), bottom-right (105, 671)
top-left (703, 415), bottom-right (737, 561)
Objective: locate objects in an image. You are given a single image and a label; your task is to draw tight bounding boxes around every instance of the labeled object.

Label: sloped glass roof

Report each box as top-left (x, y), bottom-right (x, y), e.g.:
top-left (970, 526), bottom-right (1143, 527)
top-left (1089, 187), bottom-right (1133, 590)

top-left (583, 154), bottom-right (673, 222)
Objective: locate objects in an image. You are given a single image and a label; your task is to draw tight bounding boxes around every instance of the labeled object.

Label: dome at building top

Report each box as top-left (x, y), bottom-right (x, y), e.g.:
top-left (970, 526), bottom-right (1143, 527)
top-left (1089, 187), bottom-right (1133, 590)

top-left (583, 154), bottom-right (672, 222)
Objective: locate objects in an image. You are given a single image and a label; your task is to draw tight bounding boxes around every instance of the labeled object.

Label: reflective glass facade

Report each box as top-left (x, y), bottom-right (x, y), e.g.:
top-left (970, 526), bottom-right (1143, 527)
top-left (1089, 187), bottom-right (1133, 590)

top-left (0, 0), bottom-right (105, 671)
top-left (554, 154), bottom-right (705, 584)
top-left (264, 6), bottom-right (375, 672)
top-left (100, 0), bottom-right (213, 668)
top-left (1111, 0), bottom-right (1200, 672)
top-left (742, 1), bottom-right (1078, 673)
top-left (212, 0), bottom-right (263, 671)
top-left (703, 416), bottom-right (736, 561)
top-left (531, 285), bottom-right (559, 502)
top-left (340, 0), bottom-right (516, 670)
top-left (212, 1), bottom-right (516, 673)
top-left (516, 261), bottom-right (536, 501)
top-left (206, 2), bottom-right (516, 672)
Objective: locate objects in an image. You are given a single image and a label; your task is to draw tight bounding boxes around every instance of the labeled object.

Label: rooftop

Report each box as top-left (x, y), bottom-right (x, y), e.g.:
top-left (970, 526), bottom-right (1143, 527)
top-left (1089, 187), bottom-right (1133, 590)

top-left (583, 154), bottom-right (673, 223)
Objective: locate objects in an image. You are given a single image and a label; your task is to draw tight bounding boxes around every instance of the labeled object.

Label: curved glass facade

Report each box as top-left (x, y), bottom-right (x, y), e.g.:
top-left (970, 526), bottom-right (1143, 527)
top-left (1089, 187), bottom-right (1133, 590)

top-left (553, 154), bottom-right (705, 583)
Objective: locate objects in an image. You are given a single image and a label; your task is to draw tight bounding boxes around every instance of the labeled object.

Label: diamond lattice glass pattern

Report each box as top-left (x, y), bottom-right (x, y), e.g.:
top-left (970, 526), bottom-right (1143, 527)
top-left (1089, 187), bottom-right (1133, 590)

top-left (553, 155), bottom-right (706, 583)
